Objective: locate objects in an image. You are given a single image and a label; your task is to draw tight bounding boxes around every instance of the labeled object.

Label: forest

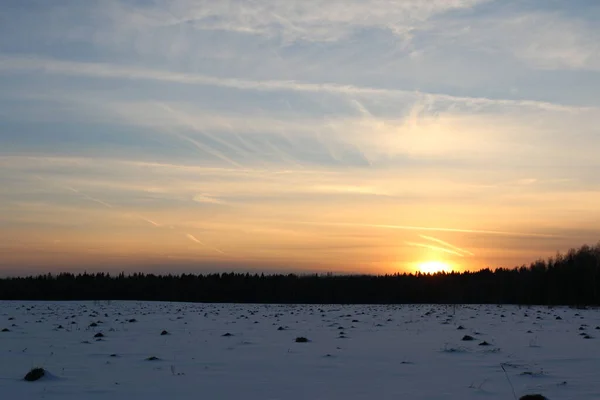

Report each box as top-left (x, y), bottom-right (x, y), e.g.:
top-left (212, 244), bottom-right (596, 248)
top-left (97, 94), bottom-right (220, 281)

top-left (1, 243), bottom-right (599, 305)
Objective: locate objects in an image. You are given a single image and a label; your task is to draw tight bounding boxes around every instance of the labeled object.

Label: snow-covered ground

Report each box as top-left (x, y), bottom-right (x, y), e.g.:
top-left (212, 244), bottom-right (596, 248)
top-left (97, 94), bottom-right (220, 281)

top-left (1, 301), bottom-right (599, 399)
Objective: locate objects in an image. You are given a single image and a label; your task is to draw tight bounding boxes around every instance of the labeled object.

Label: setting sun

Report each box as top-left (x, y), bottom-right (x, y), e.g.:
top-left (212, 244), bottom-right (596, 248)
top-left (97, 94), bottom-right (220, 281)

top-left (417, 261), bottom-right (451, 274)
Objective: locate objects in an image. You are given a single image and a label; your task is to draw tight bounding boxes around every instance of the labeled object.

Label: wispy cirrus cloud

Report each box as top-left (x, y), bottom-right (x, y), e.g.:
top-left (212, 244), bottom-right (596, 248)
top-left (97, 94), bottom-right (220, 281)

top-left (87, 0), bottom-right (491, 44)
top-left (0, 54), bottom-right (592, 112)
top-left (1, 0), bottom-right (600, 274)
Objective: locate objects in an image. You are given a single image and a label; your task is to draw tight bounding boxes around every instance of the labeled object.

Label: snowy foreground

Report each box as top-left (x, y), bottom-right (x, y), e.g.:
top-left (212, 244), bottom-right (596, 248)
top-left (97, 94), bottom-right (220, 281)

top-left (1, 302), bottom-right (599, 399)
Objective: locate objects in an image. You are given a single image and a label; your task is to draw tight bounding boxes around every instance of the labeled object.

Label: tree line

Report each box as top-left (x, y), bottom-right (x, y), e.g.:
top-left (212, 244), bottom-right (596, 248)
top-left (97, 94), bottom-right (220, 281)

top-left (1, 243), bottom-right (599, 305)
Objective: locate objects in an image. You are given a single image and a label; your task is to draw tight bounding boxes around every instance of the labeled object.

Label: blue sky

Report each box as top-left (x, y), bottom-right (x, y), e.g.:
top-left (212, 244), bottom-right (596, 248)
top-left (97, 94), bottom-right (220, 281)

top-left (1, 0), bottom-right (600, 275)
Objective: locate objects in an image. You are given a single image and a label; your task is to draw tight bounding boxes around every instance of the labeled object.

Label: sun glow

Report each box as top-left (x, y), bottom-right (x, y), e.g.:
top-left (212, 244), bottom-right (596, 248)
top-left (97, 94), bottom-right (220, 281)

top-left (417, 261), bottom-right (450, 274)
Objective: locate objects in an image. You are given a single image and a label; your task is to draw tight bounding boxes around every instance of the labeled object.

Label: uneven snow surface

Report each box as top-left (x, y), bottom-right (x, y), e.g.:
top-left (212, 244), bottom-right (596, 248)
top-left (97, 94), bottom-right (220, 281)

top-left (1, 301), bottom-right (599, 399)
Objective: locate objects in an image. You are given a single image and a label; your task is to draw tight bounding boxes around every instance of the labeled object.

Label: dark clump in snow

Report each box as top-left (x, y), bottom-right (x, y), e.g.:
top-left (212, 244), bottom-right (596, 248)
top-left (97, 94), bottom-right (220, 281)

top-left (94, 332), bottom-right (104, 338)
top-left (461, 335), bottom-right (475, 341)
top-left (146, 356), bottom-right (160, 361)
top-left (478, 341), bottom-right (490, 346)
top-left (295, 337), bottom-right (309, 343)
top-left (160, 330), bottom-right (169, 335)
top-left (519, 395), bottom-right (547, 400)
top-left (222, 332), bottom-right (233, 337)
top-left (24, 367), bottom-right (45, 382)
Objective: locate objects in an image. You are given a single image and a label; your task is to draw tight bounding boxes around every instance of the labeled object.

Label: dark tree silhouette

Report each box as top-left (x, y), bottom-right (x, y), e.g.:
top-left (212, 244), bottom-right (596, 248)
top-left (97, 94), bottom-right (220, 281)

top-left (1, 243), bottom-right (599, 305)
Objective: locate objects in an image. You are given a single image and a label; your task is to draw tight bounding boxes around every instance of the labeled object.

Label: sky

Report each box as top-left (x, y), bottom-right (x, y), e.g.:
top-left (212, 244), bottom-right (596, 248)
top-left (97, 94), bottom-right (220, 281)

top-left (1, 0), bottom-right (600, 276)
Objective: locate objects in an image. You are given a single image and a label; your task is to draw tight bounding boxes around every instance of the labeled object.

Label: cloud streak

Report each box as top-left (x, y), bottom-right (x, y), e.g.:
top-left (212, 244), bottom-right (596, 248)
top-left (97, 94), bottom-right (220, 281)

top-left (270, 220), bottom-right (560, 238)
top-left (186, 233), bottom-right (205, 245)
top-left (419, 235), bottom-right (475, 256)
top-left (404, 241), bottom-right (467, 258)
top-left (0, 55), bottom-right (591, 113)
top-left (186, 234), bottom-right (226, 255)
top-left (65, 187), bottom-right (114, 209)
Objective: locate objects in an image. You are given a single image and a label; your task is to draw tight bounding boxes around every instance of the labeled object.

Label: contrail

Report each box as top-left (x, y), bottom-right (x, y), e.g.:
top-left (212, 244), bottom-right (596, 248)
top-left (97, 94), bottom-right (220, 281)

top-left (35, 175), bottom-right (115, 209)
top-left (169, 128), bottom-right (245, 169)
top-left (264, 220), bottom-right (558, 238)
top-left (35, 176), bottom-right (234, 257)
top-left (404, 241), bottom-right (466, 257)
top-left (419, 234), bottom-right (475, 256)
top-left (264, 139), bottom-right (304, 169)
top-left (137, 216), bottom-right (161, 227)
top-left (186, 234), bottom-right (226, 255)
top-left (66, 187), bottom-right (114, 209)
top-left (1, 55), bottom-right (587, 113)
top-left (192, 194), bottom-right (227, 205)
top-left (351, 98), bottom-right (374, 117)
top-left (186, 233), bottom-right (205, 245)
top-left (158, 103), bottom-right (250, 165)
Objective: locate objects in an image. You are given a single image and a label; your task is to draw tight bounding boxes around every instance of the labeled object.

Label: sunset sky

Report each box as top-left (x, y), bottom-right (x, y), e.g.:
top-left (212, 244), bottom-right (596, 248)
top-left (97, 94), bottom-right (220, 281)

top-left (1, 0), bottom-right (600, 276)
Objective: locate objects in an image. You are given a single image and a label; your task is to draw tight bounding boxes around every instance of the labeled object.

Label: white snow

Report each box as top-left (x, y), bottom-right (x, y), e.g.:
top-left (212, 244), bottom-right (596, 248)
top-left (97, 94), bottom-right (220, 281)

top-left (1, 301), bottom-right (599, 399)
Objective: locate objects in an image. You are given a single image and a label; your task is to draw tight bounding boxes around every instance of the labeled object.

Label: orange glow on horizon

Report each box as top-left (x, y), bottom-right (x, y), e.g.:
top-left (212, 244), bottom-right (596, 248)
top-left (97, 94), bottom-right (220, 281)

top-left (416, 261), bottom-right (452, 274)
